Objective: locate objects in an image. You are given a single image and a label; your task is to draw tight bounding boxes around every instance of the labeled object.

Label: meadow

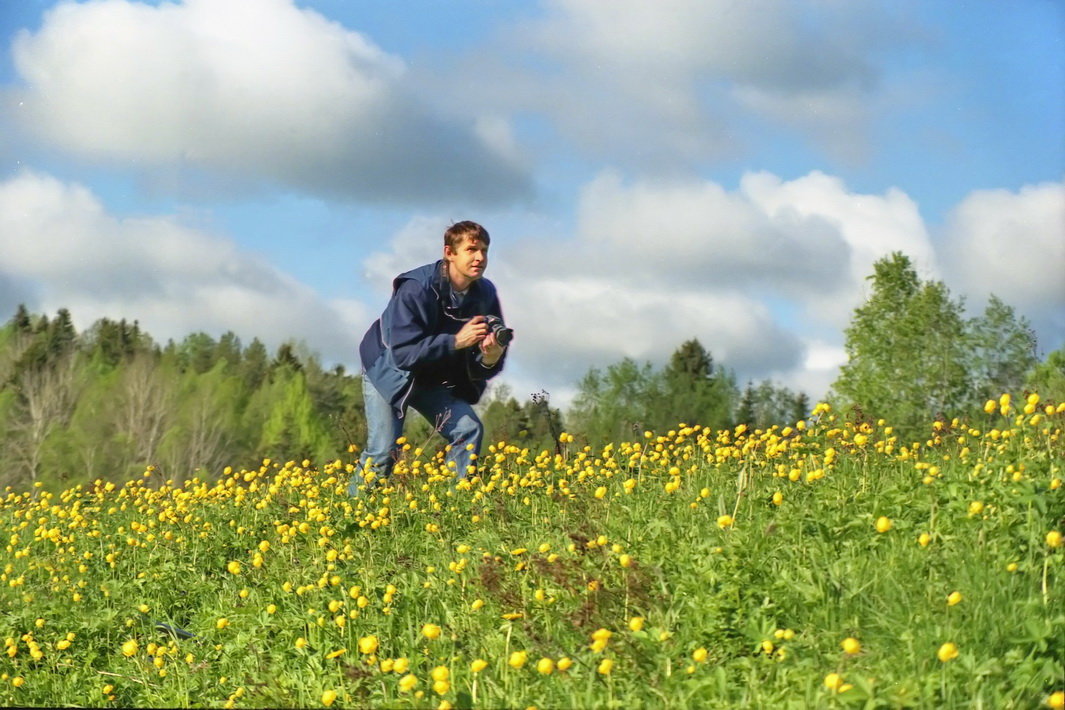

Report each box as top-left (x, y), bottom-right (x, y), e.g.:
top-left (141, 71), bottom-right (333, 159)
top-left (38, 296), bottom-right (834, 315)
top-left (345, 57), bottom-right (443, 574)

top-left (0, 393), bottom-right (1062, 709)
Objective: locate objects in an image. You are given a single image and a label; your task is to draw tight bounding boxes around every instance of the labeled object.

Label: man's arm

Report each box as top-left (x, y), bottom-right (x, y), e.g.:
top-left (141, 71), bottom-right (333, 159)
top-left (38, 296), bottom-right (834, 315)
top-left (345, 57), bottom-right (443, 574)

top-left (388, 282), bottom-right (455, 370)
top-left (470, 294), bottom-right (507, 376)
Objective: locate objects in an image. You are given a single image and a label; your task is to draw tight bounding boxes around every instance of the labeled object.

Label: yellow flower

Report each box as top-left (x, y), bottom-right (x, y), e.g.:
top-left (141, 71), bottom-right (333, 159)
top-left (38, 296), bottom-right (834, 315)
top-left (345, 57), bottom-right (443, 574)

top-left (11, 676), bottom-right (24, 688)
top-left (875, 516), bottom-right (892, 533)
top-left (918, 533), bottom-right (931, 547)
top-left (56, 639), bottom-right (71, 651)
top-left (968, 501), bottom-right (984, 516)
top-left (937, 642), bottom-right (959, 662)
top-left (946, 591), bottom-right (963, 606)
top-left (431, 666), bottom-right (450, 682)
top-left (619, 554), bottom-right (633, 568)
top-left (215, 618), bottom-right (230, 630)
top-left (557, 657), bottom-right (573, 672)
top-left (121, 639), bottom-right (139, 657)
top-left (422, 623), bottom-right (442, 640)
top-left (358, 635), bottom-right (378, 654)
top-left (592, 628), bottom-right (613, 642)
top-left (432, 679), bottom-right (450, 696)
top-left (470, 659), bottom-right (488, 673)
top-left (321, 689), bottom-right (337, 707)
top-left (295, 637), bottom-right (309, 650)
top-left (717, 514), bottom-right (734, 529)
top-left (536, 657), bottom-right (555, 675)
top-left (393, 657), bottom-right (410, 673)
top-left (508, 650), bottom-right (528, 669)
top-left (628, 617), bottom-right (645, 632)
top-left (227, 561), bottom-right (242, 575)
top-left (841, 637), bottom-right (861, 655)
top-left (692, 647), bottom-right (708, 663)
top-left (1048, 531), bottom-right (1063, 548)
top-left (597, 658), bottom-right (614, 675)
top-left (398, 674), bottom-right (418, 693)
top-left (1046, 690), bottom-right (1064, 709)
top-left (824, 673), bottom-right (844, 691)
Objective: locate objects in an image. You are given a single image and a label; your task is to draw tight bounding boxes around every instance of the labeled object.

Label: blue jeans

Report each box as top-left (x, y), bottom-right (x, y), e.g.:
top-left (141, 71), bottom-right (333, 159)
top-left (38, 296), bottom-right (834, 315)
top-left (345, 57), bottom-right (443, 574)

top-left (349, 380), bottom-right (485, 495)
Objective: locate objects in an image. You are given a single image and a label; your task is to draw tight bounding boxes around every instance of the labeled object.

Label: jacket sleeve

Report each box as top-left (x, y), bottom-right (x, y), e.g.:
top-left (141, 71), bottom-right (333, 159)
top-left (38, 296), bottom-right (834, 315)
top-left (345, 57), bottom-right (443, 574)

top-left (388, 281), bottom-right (456, 370)
top-left (468, 292), bottom-right (506, 380)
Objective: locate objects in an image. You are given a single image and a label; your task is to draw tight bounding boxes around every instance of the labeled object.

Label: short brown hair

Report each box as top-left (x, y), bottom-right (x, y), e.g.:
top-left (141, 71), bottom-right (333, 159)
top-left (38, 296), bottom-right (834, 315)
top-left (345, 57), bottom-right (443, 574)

top-left (444, 221), bottom-right (490, 250)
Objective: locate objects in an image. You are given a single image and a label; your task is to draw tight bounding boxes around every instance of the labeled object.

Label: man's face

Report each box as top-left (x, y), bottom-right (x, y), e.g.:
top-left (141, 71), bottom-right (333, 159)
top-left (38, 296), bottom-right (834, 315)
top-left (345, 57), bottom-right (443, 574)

top-left (444, 237), bottom-right (488, 284)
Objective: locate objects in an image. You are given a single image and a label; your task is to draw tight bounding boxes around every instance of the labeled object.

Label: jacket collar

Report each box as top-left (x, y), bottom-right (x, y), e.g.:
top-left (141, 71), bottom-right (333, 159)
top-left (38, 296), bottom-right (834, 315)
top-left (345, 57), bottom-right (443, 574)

top-left (434, 259), bottom-right (483, 309)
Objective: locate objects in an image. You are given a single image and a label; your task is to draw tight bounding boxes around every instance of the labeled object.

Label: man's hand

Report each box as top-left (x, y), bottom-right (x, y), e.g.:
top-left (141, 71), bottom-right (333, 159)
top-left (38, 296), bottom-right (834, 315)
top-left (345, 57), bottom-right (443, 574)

top-left (480, 331), bottom-right (505, 366)
top-left (455, 316), bottom-right (488, 349)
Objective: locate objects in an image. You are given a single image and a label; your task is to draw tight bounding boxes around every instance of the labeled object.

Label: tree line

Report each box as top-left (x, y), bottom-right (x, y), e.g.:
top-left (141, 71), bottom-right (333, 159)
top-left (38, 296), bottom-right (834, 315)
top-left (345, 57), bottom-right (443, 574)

top-left (0, 306), bottom-right (366, 489)
top-left (1, 251), bottom-right (1060, 490)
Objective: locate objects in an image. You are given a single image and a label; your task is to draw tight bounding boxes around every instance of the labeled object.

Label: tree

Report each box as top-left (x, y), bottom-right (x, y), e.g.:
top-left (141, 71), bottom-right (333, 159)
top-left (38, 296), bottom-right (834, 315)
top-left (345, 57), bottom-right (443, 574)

top-left (735, 379), bottom-right (806, 430)
top-left (569, 358), bottom-right (662, 443)
top-left (11, 304), bottom-right (32, 334)
top-left (480, 384), bottom-right (530, 446)
top-left (968, 295), bottom-right (1038, 400)
top-left (736, 382), bottom-right (757, 428)
top-left (114, 352), bottom-right (174, 470)
top-left (832, 252), bottom-right (1040, 436)
top-left (1026, 347), bottom-right (1065, 403)
top-left (240, 338), bottom-right (270, 391)
top-left (5, 354), bottom-right (81, 485)
top-left (659, 339), bottom-right (737, 430)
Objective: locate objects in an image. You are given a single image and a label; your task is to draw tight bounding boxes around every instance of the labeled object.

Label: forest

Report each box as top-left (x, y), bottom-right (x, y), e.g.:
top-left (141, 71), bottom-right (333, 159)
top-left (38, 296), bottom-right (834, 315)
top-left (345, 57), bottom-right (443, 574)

top-left (0, 252), bottom-right (1060, 492)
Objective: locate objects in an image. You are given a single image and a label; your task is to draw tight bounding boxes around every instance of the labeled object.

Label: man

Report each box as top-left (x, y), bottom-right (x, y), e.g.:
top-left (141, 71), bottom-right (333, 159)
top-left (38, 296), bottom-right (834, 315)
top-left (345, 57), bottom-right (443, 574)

top-left (351, 221), bottom-right (508, 494)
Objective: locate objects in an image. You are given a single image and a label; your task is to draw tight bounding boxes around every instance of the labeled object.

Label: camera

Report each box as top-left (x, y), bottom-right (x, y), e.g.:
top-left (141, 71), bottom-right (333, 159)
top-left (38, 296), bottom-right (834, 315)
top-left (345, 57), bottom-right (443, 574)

top-left (484, 315), bottom-right (514, 347)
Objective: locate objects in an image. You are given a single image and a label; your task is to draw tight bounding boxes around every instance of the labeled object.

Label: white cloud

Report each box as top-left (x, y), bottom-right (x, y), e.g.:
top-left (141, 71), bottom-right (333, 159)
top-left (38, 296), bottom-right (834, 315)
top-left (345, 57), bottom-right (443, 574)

top-left (0, 170), bottom-right (367, 364)
top-left (940, 181), bottom-right (1065, 346)
top-left (9, 0), bottom-right (530, 204)
top-left (437, 0), bottom-right (921, 170)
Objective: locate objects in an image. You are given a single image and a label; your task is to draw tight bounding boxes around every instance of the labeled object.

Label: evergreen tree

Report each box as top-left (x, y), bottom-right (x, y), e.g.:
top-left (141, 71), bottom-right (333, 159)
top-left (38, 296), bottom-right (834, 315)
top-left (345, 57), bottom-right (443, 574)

top-left (12, 304), bottom-right (32, 334)
top-left (736, 382), bottom-right (757, 428)
top-left (241, 338), bottom-right (270, 391)
top-left (273, 342), bottom-right (303, 372)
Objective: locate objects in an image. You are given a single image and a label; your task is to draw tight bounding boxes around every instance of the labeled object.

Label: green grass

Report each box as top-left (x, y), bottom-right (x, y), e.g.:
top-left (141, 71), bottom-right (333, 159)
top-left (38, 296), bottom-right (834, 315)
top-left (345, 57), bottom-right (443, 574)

top-left (0, 401), bottom-right (1062, 708)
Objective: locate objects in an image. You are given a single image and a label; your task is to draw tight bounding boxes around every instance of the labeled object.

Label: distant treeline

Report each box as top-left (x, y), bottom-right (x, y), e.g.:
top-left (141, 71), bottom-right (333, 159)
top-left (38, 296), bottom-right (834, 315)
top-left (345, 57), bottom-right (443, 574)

top-left (0, 305), bottom-right (369, 490)
top-left (1, 251), bottom-right (1061, 490)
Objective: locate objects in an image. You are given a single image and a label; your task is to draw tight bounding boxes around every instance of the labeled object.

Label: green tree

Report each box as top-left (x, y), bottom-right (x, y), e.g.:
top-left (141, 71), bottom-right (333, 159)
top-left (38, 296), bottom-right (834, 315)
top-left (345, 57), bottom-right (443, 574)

top-left (1026, 347), bottom-right (1065, 403)
top-left (480, 384), bottom-right (529, 446)
top-left (832, 252), bottom-right (1039, 436)
top-left (968, 295), bottom-right (1038, 400)
top-left (658, 339), bottom-right (735, 430)
top-left (240, 338), bottom-right (270, 391)
top-left (569, 358), bottom-right (667, 443)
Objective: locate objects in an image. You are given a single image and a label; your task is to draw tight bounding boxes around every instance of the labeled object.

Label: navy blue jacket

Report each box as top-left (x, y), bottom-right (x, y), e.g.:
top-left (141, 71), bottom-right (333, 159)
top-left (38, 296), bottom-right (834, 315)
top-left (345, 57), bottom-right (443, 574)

top-left (359, 260), bottom-right (506, 416)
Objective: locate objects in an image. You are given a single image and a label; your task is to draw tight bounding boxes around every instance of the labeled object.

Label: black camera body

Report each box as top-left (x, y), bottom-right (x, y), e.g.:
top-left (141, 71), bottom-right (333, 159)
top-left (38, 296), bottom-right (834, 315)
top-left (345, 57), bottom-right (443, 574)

top-left (484, 315), bottom-right (514, 347)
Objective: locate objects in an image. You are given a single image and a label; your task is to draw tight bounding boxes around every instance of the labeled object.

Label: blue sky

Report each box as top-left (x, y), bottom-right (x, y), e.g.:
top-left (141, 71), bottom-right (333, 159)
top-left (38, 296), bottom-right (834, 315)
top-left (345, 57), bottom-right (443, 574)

top-left (1, 0), bottom-right (1062, 407)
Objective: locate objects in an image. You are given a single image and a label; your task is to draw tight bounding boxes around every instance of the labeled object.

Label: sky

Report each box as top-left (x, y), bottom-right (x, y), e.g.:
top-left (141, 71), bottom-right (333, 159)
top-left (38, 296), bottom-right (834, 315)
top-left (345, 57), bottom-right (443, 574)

top-left (1, 0), bottom-right (1063, 410)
